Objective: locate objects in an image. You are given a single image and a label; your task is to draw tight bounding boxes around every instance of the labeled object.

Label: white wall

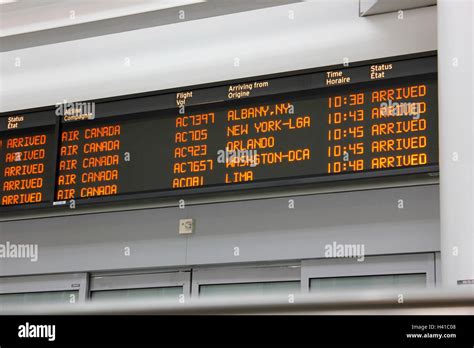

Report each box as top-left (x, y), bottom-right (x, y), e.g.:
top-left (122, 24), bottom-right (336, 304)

top-left (0, 185), bottom-right (440, 276)
top-left (0, 0), bottom-right (436, 112)
top-left (438, 0), bottom-right (474, 287)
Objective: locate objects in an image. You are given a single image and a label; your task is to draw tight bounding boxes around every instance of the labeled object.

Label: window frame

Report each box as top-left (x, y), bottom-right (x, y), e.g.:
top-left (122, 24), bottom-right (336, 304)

top-left (301, 253), bottom-right (436, 293)
top-left (89, 270), bottom-right (191, 301)
top-left (0, 273), bottom-right (88, 304)
top-left (191, 263), bottom-right (301, 297)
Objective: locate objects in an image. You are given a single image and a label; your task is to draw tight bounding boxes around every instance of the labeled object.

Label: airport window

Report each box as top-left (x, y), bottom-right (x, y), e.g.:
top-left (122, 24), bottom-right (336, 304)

top-left (0, 273), bottom-right (88, 311)
top-left (200, 281), bottom-right (300, 298)
top-left (192, 264), bottom-right (301, 298)
top-left (0, 290), bottom-right (79, 308)
top-left (91, 287), bottom-right (183, 302)
top-left (88, 271), bottom-right (191, 303)
top-left (301, 253), bottom-right (435, 292)
top-left (309, 273), bottom-right (427, 292)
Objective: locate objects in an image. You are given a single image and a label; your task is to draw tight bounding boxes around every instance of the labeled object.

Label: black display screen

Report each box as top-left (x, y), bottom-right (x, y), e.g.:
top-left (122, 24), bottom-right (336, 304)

top-left (0, 53), bottom-right (439, 211)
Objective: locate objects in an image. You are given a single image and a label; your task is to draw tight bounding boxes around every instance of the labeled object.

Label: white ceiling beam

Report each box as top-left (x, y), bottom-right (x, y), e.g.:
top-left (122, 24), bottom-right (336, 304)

top-left (360, 0), bottom-right (436, 16)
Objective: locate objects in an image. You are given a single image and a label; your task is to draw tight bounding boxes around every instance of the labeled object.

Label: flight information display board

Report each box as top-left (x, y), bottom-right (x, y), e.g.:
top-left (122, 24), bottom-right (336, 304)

top-left (0, 115), bottom-right (57, 207)
top-left (0, 53), bottom-right (439, 212)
